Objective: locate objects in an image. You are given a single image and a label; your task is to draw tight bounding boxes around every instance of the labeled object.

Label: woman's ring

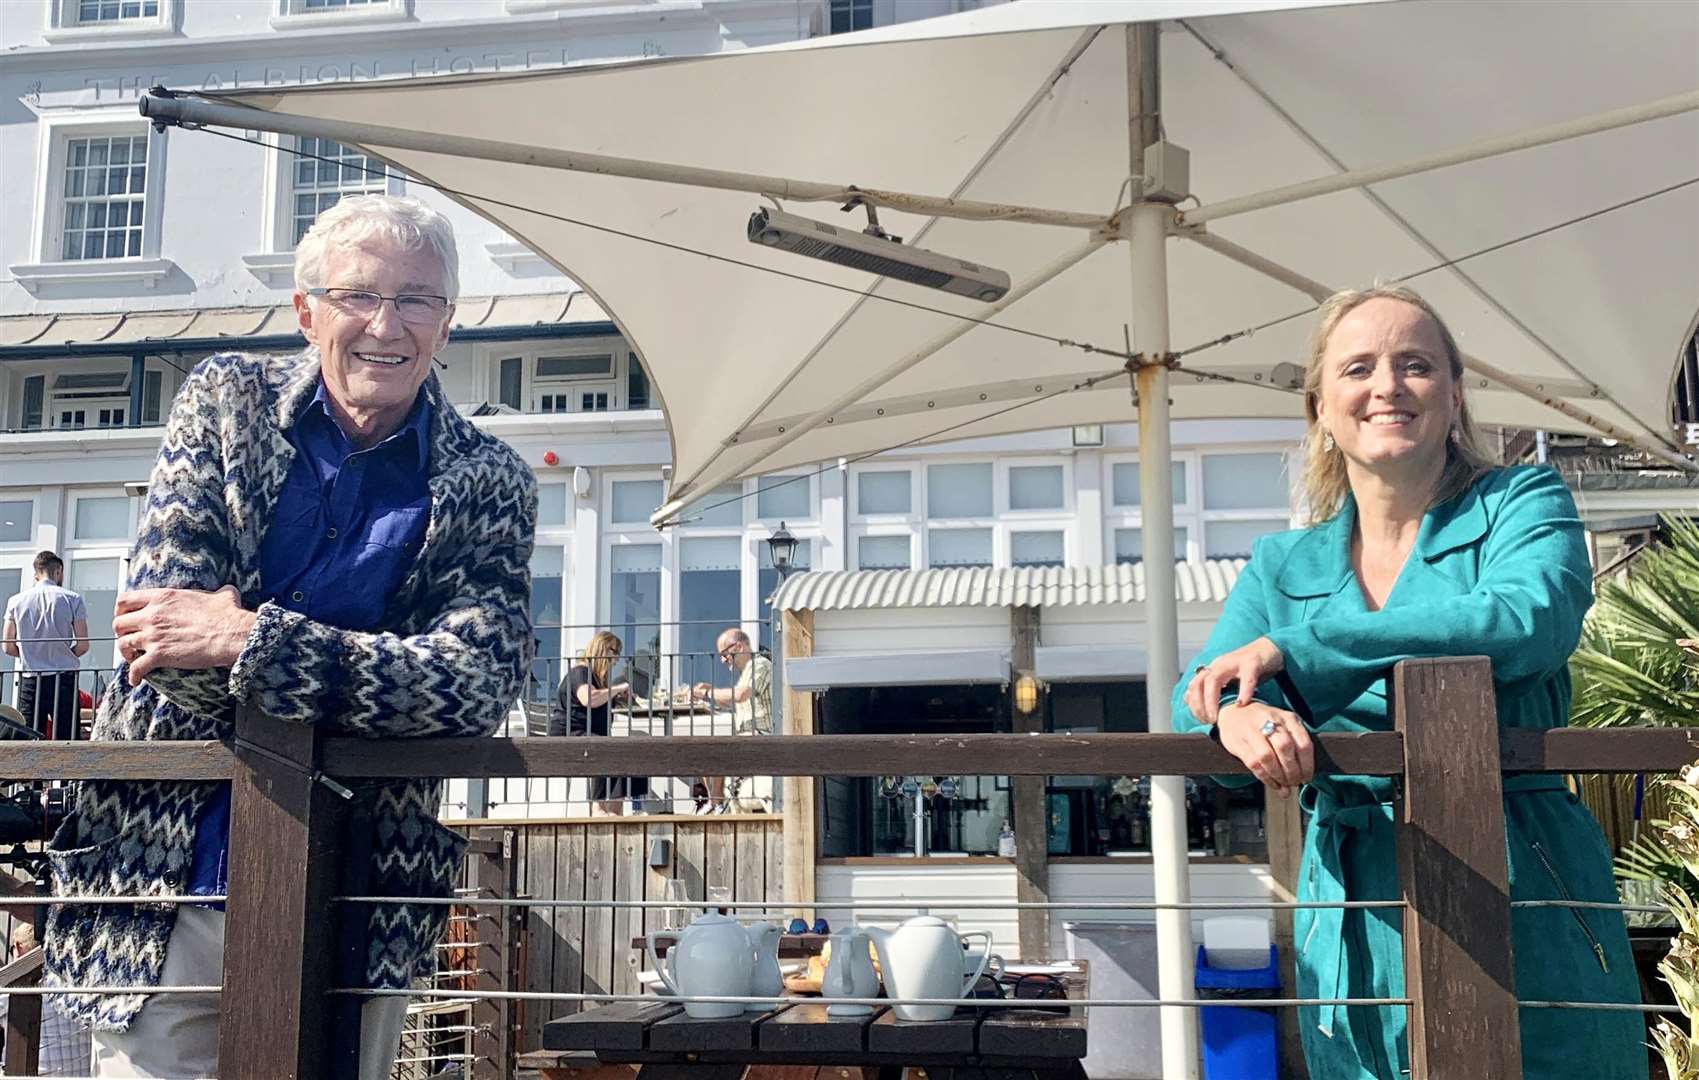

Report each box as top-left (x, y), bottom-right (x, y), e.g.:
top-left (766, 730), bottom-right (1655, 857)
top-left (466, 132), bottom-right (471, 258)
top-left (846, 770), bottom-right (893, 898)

top-left (1259, 718), bottom-right (1278, 737)
top-left (1194, 665), bottom-right (1207, 675)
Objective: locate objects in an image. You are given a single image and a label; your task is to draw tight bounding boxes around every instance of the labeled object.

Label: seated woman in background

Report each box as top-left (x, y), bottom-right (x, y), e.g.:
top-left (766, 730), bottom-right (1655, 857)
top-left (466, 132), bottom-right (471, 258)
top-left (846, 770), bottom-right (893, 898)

top-left (1174, 285), bottom-right (1646, 1080)
top-left (557, 630), bottom-right (647, 816)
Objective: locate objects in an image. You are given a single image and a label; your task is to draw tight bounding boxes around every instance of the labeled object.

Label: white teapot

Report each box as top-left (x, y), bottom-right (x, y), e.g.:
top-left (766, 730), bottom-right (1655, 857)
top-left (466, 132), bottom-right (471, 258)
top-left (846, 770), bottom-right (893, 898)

top-left (822, 926), bottom-right (880, 1017)
top-left (864, 916), bottom-right (992, 1021)
top-left (646, 912), bottom-right (754, 1018)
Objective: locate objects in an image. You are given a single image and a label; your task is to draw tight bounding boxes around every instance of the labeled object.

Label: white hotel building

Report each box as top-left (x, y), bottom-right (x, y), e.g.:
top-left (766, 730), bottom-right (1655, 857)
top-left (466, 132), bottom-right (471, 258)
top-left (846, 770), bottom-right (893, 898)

top-left (3, 2), bottom-right (1693, 990)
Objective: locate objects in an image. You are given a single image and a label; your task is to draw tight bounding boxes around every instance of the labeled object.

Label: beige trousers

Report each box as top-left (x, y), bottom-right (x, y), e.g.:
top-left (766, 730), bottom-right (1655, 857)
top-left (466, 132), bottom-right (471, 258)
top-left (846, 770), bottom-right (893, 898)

top-left (91, 906), bottom-right (406, 1079)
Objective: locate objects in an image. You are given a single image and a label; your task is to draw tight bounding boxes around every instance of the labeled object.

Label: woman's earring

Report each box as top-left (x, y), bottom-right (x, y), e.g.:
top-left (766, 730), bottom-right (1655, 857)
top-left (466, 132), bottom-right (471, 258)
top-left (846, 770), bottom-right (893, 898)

top-left (1321, 430), bottom-right (1335, 452)
top-left (1449, 425), bottom-right (1461, 445)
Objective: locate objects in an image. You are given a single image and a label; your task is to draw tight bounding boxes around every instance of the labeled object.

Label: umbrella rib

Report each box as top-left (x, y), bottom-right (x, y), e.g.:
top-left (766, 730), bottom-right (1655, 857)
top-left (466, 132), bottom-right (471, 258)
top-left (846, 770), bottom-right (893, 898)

top-left (1173, 22), bottom-right (1699, 228)
top-left (679, 24), bottom-right (1110, 498)
top-left (1178, 228), bottom-right (1695, 469)
top-left (1176, 20), bottom-right (1693, 460)
top-left (661, 231), bottom-right (1111, 515)
top-left (146, 92), bottom-right (1106, 229)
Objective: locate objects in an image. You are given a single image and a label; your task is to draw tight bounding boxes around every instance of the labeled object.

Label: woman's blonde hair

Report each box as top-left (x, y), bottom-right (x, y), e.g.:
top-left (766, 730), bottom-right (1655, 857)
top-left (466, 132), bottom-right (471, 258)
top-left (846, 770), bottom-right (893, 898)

top-left (579, 631), bottom-right (623, 689)
top-left (1300, 285), bottom-right (1495, 524)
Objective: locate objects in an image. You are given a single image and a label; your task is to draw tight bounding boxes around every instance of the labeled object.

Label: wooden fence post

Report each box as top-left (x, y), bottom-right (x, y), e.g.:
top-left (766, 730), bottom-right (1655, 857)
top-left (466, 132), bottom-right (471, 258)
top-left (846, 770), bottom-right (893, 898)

top-left (469, 826), bottom-right (517, 1080)
top-left (220, 706), bottom-right (347, 1080)
top-left (1265, 787), bottom-right (1311, 1079)
top-left (781, 609), bottom-right (816, 923)
top-left (0, 948), bottom-right (44, 1077)
top-left (1393, 657), bottom-right (1522, 1079)
top-left (1010, 605), bottom-right (1050, 960)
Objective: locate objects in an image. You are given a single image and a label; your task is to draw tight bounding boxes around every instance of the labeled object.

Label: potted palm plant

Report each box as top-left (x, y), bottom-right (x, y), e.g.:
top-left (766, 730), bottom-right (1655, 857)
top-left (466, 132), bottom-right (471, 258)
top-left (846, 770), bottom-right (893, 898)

top-left (1569, 513), bottom-right (1699, 1078)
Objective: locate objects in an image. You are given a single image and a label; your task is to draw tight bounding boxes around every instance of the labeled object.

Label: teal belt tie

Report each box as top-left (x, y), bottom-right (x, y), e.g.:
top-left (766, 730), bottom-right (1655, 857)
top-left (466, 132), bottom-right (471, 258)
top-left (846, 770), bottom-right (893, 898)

top-left (1299, 773), bottom-right (1569, 1040)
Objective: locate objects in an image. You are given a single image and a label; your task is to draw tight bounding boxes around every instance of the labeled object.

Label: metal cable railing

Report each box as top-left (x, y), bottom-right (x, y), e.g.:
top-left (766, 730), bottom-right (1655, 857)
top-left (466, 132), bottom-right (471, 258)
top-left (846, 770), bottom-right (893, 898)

top-left (0, 659), bottom-right (1684, 1079)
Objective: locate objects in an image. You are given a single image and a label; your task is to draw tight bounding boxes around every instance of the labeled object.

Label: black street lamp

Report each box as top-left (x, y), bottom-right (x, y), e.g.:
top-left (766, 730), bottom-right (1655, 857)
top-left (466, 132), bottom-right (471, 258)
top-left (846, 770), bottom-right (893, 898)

top-left (765, 521), bottom-right (799, 580)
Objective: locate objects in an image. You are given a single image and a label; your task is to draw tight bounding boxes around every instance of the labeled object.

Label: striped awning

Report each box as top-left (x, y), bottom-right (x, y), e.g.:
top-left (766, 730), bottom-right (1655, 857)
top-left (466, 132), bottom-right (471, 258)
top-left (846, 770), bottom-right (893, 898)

top-left (0, 291), bottom-right (607, 353)
top-left (771, 560), bottom-right (1245, 612)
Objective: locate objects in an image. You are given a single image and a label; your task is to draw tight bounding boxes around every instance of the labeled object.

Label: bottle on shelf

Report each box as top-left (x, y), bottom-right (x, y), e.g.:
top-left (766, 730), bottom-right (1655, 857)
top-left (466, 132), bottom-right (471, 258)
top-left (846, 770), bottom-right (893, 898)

top-left (997, 819), bottom-right (1017, 858)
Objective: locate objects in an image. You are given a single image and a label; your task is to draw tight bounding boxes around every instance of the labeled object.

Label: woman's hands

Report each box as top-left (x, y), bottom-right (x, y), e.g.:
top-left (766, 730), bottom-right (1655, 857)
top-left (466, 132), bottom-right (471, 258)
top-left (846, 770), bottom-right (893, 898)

top-left (612, 682), bottom-right (631, 700)
top-left (1215, 702), bottom-right (1314, 796)
top-left (1183, 636), bottom-right (1286, 727)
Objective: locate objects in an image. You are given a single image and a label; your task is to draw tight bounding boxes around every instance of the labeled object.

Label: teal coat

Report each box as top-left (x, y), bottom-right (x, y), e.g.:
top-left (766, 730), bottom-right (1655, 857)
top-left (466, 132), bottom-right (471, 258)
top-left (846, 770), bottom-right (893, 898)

top-left (1173, 465), bottom-right (1646, 1080)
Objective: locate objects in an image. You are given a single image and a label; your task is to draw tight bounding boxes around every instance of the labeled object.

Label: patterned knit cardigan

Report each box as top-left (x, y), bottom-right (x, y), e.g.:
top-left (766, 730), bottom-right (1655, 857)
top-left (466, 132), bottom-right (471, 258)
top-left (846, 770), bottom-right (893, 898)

top-left (44, 350), bottom-right (537, 1030)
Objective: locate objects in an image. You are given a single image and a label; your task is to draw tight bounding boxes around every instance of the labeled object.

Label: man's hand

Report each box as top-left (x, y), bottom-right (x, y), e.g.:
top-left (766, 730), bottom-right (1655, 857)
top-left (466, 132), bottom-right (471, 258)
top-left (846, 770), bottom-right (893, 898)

top-left (114, 585), bottom-right (258, 687)
top-left (1183, 636), bottom-right (1286, 727)
top-left (1215, 702), bottom-right (1314, 796)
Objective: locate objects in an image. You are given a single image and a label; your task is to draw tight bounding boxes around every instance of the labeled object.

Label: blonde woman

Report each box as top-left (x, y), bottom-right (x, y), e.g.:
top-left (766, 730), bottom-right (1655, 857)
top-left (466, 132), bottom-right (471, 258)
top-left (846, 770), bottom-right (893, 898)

top-left (1175, 286), bottom-right (1644, 1079)
top-left (557, 630), bottom-right (644, 815)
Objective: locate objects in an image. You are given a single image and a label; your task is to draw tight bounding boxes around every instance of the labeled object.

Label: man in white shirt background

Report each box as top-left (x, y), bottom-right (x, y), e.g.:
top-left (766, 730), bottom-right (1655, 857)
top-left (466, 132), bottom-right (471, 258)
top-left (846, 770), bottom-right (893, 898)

top-left (1, 552), bottom-right (89, 741)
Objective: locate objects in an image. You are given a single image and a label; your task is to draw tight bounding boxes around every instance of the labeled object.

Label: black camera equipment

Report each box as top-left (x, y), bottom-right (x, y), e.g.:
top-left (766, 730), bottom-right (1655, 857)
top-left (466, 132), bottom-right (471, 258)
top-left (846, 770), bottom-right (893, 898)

top-left (0, 709), bottom-right (69, 878)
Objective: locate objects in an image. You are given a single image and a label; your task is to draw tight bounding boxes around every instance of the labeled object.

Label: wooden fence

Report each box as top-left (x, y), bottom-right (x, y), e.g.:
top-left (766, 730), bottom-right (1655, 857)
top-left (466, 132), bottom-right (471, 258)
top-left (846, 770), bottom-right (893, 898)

top-left (0, 657), bottom-right (1693, 1078)
top-left (453, 815), bottom-right (783, 1057)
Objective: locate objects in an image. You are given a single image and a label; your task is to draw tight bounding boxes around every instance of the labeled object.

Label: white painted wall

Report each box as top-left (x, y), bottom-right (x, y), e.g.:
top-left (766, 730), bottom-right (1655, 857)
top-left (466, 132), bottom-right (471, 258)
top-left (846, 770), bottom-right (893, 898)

top-left (810, 605), bottom-right (1012, 655)
top-left (816, 861), bottom-right (1275, 961)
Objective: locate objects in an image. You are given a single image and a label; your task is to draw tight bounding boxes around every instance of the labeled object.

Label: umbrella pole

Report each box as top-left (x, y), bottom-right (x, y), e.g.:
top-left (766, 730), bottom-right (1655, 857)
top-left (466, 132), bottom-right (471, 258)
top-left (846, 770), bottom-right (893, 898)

top-left (1127, 24), bottom-right (1202, 1080)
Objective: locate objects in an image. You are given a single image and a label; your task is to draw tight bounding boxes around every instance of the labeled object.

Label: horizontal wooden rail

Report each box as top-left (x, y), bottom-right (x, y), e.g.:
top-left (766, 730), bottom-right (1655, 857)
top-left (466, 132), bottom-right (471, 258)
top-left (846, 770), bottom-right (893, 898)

top-left (322, 726), bottom-right (1699, 779)
top-left (0, 728), bottom-right (1682, 785)
top-left (0, 740), bottom-right (231, 780)
top-left (322, 731), bottom-right (1407, 778)
top-left (1499, 726), bottom-right (1699, 772)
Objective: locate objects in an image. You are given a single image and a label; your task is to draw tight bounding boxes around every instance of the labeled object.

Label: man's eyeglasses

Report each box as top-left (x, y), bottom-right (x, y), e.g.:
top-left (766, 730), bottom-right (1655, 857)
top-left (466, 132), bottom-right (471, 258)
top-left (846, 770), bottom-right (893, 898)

top-left (307, 287), bottom-right (450, 325)
top-left (717, 644), bottom-right (743, 662)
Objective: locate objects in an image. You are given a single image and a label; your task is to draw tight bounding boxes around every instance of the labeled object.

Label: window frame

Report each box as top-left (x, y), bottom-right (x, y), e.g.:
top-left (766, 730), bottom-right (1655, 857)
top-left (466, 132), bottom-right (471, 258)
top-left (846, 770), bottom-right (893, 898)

top-left (922, 460), bottom-right (996, 570)
top-left (7, 358), bottom-right (179, 433)
top-left (599, 470), bottom-right (826, 672)
top-left (42, 0), bottom-right (180, 42)
top-left (480, 340), bottom-right (637, 415)
top-left (30, 113), bottom-right (168, 269)
top-left (528, 468), bottom-right (575, 704)
top-left (601, 469), bottom-right (672, 655)
top-left (997, 457), bottom-right (1073, 518)
top-left (1102, 447), bottom-right (1298, 565)
top-left (751, 472), bottom-right (817, 526)
top-left (828, 0), bottom-right (874, 34)
top-left (1008, 527), bottom-right (1070, 570)
top-left (0, 494), bottom-right (40, 549)
top-left (1196, 448), bottom-right (1297, 560)
top-left (270, 0), bottom-right (411, 30)
top-left (69, 491), bottom-right (138, 543)
top-left (246, 134), bottom-right (402, 282)
top-left (850, 456), bottom-right (1081, 571)
top-left (851, 466), bottom-right (915, 521)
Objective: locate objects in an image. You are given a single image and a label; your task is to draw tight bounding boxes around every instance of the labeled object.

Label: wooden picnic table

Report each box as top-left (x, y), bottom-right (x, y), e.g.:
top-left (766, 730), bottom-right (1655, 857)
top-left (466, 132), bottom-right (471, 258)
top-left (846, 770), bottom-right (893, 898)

top-left (524, 962), bottom-right (1089, 1080)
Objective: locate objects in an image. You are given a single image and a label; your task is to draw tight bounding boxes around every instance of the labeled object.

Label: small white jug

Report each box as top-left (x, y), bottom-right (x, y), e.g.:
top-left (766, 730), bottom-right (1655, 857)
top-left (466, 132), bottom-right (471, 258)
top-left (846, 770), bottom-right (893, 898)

top-left (822, 926), bottom-right (880, 1017)
top-left (745, 921), bottom-right (784, 1012)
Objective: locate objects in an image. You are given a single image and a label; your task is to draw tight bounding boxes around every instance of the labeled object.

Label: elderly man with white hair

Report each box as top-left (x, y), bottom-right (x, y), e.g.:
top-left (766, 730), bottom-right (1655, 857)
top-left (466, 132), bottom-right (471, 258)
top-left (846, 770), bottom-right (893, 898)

top-left (42, 195), bottom-right (536, 1079)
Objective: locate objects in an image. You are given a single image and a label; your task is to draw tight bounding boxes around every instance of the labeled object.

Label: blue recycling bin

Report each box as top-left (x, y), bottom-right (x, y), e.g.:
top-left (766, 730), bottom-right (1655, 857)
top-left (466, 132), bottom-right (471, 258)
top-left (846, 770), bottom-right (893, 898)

top-left (1195, 944), bottom-right (1280, 1080)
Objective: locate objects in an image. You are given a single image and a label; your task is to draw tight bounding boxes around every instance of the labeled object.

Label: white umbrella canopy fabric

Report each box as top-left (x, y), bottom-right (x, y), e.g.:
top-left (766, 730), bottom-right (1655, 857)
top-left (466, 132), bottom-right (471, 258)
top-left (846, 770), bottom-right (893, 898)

top-left (201, 0), bottom-right (1699, 522)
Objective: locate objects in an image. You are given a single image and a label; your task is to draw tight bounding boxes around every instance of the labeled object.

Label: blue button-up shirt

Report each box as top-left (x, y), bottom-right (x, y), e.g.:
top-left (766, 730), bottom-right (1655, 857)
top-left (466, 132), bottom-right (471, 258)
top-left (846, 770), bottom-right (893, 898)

top-left (188, 380), bottom-right (433, 901)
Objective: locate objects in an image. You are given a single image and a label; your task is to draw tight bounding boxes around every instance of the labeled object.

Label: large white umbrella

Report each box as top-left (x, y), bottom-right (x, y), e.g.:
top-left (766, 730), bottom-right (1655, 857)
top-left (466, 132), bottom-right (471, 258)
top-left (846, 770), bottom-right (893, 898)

top-left (142, 3), bottom-right (1699, 1074)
